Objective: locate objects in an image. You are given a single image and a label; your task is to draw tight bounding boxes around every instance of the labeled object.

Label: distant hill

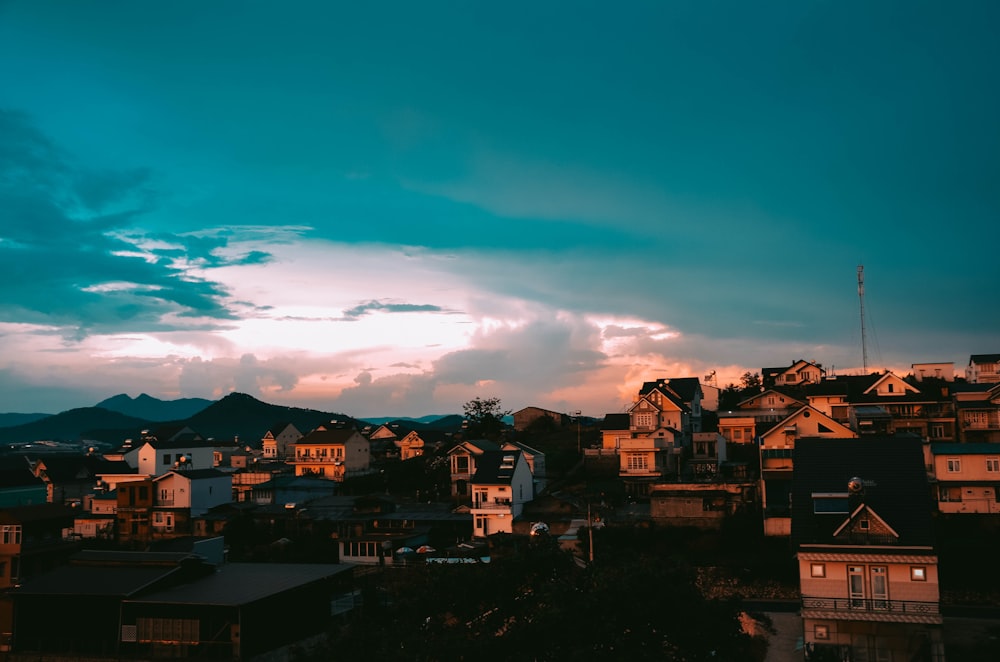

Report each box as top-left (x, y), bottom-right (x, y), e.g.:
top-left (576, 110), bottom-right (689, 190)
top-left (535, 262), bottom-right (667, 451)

top-left (0, 407), bottom-right (153, 446)
top-left (95, 393), bottom-right (213, 422)
top-left (182, 392), bottom-right (353, 447)
top-left (0, 412), bottom-right (51, 428)
top-left (360, 414), bottom-right (464, 431)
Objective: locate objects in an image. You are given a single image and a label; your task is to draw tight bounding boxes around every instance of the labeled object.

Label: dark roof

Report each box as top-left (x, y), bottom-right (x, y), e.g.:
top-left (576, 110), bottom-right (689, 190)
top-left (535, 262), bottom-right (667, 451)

top-left (970, 354), bottom-right (1000, 364)
top-left (143, 438), bottom-right (218, 450)
top-left (471, 450), bottom-right (522, 485)
top-left (791, 437), bottom-right (933, 549)
top-left (803, 374), bottom-right (879, 398)
top-left (296, 426), bottom-right (362, 445)
top-left (0, 456), bottom-right (44, 488)
top-left (127, 563), bottom-right (352, 606)
top-left (638, 377), bottom-right (702, 403)
top-left (14, 564), bottom-right (184, 597)
top-left (0, 502), bottom-right (77, 525)
top-left (930, 442), bottom-right (1000, 455)
top-left (157, 468), bottom-right (229, 481)
top-left (601, 413), bottom-right (630, 430)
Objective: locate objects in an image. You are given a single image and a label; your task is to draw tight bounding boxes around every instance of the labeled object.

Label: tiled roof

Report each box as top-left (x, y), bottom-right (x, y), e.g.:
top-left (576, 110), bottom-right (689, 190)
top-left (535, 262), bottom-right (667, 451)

top-left (791, 437), bottom-right (933, 549)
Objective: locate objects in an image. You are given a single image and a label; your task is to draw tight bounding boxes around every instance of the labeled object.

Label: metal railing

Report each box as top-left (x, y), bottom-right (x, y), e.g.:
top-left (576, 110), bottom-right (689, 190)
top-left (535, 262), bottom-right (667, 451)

top-left (802, 596), bottom-right (939, 616)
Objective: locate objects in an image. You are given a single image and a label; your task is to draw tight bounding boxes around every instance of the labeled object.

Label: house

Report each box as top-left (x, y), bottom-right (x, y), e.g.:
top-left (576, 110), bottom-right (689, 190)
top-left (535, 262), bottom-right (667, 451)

top-left (911, 362), bottom-right (954, 382)
top-left (929, 442), bottom-right (1000, 514)
top-left (792, 437), bottom-right (944, 661)
top-left (470, 451), bottom-right (533, 537)
top-left (736, 387), bottom-right (806, 426)
top-left (847, 371), bottom-right (956, 441)
top-left (762, 359), bottom-right (826, 389)
top-left (128, 431), bottom-right (220, 477)
top-left (717, 414), bottom-right (757, 446)
top-left (117, 479), bottom-right (155, 546)
top-left (448, 439), bottom-right (501, 499)
top-left (512, 406), bottom-right (568, 431)
top-left (151, 469), bottom-right (233, 536)
top-left (290, 423), bottom-right (371, 481)
top-left (953, 382), bottom-right (1000, 442)
top-left (503, 441), bottom-right (547, 496)
top-left (966, 353), bottom-right (1000, 384)
top-left (260, 422), bottom-right (303, 460)
top-left (636, 377), bottom-right (704, 434)
top-left (8, 550), bottom-right (354, 660)
top-left (759, 406), bottom-right (857, 537)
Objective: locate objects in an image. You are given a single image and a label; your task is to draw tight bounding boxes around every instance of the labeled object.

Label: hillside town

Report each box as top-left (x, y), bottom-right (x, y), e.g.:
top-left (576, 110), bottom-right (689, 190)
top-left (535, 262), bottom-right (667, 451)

top-left (2, 354), bottom-right (1000, 661)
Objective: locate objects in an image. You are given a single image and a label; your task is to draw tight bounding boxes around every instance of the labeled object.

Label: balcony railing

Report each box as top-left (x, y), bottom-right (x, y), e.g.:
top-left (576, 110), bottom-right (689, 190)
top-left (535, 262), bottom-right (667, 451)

top-left (802, 596), bottom-right (940, 617)
top-left (294, 456), bottom-right (345, 463)
top-left (473, 499), bottom-right (513, 511)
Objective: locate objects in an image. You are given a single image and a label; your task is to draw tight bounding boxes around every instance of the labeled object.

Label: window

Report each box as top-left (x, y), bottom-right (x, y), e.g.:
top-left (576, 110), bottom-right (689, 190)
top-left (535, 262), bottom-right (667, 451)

top-left (732, 428), bottom-right (743, 441)
top-left (813, 493), bottom-right (849, 514)
top-left (454, 456), bottom-right (470, 473)
top-left (911, 566), bottom-right (927, 581)
top-left (162, 454), bottom-right (171, 464)
top-left (930, 425), bottom-right (945, 439)
top-left (810, 563), bottom-right (826, 578)
top-left (626, 454), bottom-right (648, 470)
top-left (634, 412), bottom-right (655, 428)
top-left (137, 617), bottom-right (199, 644)
top-left (947, 458), bottom-right (961, 473)
top-left (1, 525), bottom-right (22, 545)
top-left (814, 624), bottom-right (829, 640)
top-left (987, 458), bottom-right (1000, 473)
top-left (940, 486), bottom-right (962, 502)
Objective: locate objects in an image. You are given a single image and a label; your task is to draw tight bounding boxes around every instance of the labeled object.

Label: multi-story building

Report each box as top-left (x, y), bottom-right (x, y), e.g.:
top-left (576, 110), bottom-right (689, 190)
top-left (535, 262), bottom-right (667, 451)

top-left (261, 422), bottom-right (303, 460)
top-left (448, 439), bottom-right (501, 499)
top-left (290, 423), bottom-right (371, 481)
top-left (966, 353), bottom-right (1000, 384)
top-left (953, 382), bottom-right (1000, 443)
top-left (470, 450), bottom-right (533, 538)
top-left (793, 437), bottom-right (944, 662)
top-left (929, 442), bottom-right (1000, 514)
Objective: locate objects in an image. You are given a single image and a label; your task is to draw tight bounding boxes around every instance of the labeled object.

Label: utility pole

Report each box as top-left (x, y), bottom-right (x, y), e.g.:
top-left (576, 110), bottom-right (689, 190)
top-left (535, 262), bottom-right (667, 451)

top-left (857, 265), bottom-right (869, 373)
top-left (575, 410), bottom-right (582, 454)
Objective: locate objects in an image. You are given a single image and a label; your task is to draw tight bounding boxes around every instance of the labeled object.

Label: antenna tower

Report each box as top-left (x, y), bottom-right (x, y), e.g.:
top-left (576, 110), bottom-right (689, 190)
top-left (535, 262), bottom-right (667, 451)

top-left (857, 265), bottom-right (868, 373)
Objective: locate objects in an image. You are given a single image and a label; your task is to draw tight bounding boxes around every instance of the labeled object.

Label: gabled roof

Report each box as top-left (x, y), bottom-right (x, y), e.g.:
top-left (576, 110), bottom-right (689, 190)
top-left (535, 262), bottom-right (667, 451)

top-left (638, 377), bottom-right (702, 403)
top-left (791, 437), bottom-right (933, 548)
top-left (154, 468), bottom-right (229, 482)
top-left (503, 440), bottom-right (544, 457)
top-left (737, 387), bottom-right (805, 409)
top-left (471, 450), bottom-right (523, 485)
top-left (862, 371), bottom-right (920, 396)
top-left (759, 406), bottom-right (856, 441)
top-left (448, 439), bottom-right (500, 455)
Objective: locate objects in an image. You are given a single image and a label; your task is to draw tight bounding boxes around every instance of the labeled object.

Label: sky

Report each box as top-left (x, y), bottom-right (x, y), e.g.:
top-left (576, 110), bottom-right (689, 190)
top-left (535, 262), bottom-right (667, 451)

top-left (1, 1), bottom-right (998, 418)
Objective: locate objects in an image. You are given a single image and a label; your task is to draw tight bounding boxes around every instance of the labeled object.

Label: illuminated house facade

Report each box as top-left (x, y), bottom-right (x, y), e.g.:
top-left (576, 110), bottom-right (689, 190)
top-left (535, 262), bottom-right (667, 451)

top-left (793, 437), bottom-right (944, 662)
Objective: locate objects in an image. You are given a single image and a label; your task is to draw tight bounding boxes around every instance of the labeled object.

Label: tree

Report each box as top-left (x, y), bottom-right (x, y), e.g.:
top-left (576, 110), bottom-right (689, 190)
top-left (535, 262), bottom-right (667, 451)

top-left (740, 371), bottom-right (762, 392)
top-left (462, 396), bottom-right (511, 439)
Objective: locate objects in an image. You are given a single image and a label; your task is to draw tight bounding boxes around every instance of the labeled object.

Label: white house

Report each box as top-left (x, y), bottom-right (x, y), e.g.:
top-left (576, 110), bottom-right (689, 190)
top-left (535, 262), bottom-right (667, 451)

top-left (470, 450), bottom-right (534, 537)
top-left (153, 469), bottom-right (232, 518)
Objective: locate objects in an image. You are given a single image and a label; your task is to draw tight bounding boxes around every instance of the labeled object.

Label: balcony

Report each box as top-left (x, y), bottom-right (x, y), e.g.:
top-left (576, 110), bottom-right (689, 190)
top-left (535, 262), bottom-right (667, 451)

top-left (801, 596), bottom-right (942, 624)
top-left (473, 499), bottom-right (513, 511)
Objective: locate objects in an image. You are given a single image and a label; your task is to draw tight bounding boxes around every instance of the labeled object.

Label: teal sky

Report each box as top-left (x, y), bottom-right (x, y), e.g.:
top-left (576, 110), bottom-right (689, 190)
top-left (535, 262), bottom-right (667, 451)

top-left (1, 1), bottom-right (998, 416)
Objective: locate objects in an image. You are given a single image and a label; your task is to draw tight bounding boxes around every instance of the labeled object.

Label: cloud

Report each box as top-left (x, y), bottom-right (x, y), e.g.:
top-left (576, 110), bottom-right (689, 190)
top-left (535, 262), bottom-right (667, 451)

top-left (0, 110), bottom-right (251, 336)
top-left (340, 299), bottom-right (452, 320)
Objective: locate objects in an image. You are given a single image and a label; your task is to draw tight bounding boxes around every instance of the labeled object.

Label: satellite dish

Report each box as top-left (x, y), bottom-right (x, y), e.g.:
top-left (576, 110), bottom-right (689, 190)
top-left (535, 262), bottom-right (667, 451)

top-left (848, 477), bottom-right (864, 494)
top-left (530, 522), bottom-right (549, 536)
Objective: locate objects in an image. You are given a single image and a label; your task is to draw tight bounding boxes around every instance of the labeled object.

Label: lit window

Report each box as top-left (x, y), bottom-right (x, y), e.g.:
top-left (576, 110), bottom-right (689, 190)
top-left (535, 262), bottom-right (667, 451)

top-left (911, 566), bottom-right (927, 581)
top-left (810, 563), bottom-right (826, 578)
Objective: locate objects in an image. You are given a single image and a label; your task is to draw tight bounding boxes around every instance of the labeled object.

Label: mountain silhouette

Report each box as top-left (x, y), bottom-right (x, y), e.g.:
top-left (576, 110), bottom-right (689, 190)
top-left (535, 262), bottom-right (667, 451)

top-left (95, 393), bottom-right (213, 422)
